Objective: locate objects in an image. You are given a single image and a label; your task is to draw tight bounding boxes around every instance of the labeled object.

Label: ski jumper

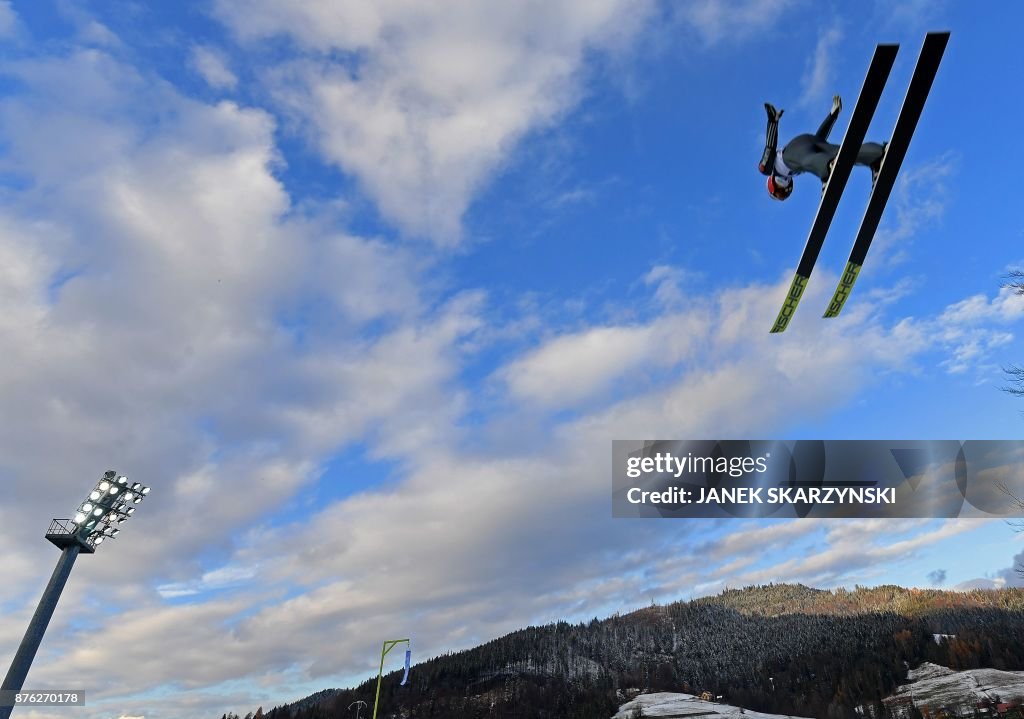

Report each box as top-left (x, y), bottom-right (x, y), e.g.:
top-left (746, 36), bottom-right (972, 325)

top-left (760, 101), bottom-right (885, 183)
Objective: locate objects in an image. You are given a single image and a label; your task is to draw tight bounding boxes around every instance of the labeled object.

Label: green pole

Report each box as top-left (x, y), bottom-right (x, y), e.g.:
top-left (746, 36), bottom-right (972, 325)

top-left (371, 638), bottom-right (409, 719)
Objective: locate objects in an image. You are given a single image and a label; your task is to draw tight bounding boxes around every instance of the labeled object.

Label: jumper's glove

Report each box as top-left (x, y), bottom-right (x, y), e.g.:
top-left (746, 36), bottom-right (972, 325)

top-left (764, 103), bottom-right (784, 123)
top-left (831, 94), bottom-right (842, 115)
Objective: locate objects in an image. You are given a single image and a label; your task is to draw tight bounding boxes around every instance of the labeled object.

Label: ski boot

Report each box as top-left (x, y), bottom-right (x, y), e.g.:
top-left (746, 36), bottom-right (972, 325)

top-left (822, 156), bottom-right (837, 196)
top-left (870, 142), bottom-right (889, 189)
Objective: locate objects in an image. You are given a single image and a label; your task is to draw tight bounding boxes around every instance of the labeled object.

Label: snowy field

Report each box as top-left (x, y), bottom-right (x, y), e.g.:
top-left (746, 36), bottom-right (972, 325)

top-left (888, 662), bottom-right (1024, 709)
top-left (611, 663), bottom-right (1024, 719)
top-left (612, 692), bottom-right (812, 718)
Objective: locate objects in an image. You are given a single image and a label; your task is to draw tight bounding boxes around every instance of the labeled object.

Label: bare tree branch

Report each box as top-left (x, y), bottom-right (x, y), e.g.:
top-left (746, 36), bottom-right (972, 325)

top-left (999, 269), bottom-right (1024, 574)
top-left (1001, 269), bottom-right (1024, 294)
top-left (1002, 365), bottom-right (1024, 396)
top-left (998, 483), bottom-right (1024, 576)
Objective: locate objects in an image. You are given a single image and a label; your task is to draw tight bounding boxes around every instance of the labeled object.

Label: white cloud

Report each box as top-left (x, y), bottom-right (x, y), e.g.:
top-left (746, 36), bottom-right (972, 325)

top-left (0, 1), bottom-right (16, 37)
top-left (500, 324), bottom-right (675, 408)
top-left (725, 520), bottom-right (977, 588)
top-left (212, 0), bottom-right (657, 244)
top-left (644, 264), bottom-right (697, 309)
top-left (936, 286), bottom-right (1024, 374)
top-left (799, 24), bottom-right (843, 108)
top-left (673, 0), bottom-right (798, 46)
top-left (204, 0), bottom-right (804, 245)
top-left (941, 286), bottom-right (1024, 326)
top-left (870, 154), bottom-right (956, 266)
top-left (191, 45), bottom-right (239, 90)
top-left (875, 0), bottom-right (949, 31)
top-left (157, 564), bottom-right (259, 598)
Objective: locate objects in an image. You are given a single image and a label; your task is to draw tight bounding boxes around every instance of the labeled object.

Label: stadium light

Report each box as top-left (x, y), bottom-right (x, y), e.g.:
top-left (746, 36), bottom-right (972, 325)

top-left (0, 470), bottom-right (151, 719)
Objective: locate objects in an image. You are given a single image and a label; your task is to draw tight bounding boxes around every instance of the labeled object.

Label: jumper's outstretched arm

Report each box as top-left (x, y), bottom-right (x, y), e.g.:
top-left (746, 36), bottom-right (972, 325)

top-left (815, 94), bottom-right (842, 140)
top-left (759, 103), bottom-right (783, 176)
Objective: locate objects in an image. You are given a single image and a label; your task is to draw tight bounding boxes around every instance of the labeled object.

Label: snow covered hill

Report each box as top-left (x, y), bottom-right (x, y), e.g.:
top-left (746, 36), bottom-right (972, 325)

top-left (886, 662), bottom-right (1024, 713)
top-left (612, 691), bottom-right (811, 718)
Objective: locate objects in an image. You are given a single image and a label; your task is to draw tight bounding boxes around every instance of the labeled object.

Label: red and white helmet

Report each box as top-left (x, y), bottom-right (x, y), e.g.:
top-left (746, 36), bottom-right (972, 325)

top-left (767, 174), bottom-right (793, 201)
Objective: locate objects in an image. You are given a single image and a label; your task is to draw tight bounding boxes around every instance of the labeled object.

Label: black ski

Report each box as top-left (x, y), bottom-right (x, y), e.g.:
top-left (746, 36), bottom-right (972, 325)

top-left (770, 43), bottom-right (899, 333)
top-left (823, 31), bottom-right (949, 318)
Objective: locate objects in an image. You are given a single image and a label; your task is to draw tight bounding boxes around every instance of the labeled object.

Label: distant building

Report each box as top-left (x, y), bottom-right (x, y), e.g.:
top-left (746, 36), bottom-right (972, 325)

top-left (700, 691), bottom-right (714, 702)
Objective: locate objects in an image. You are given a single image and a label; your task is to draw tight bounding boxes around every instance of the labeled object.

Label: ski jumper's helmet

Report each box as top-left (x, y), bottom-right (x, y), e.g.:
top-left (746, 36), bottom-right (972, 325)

top-left (767, 174), bottom-right (793, 201)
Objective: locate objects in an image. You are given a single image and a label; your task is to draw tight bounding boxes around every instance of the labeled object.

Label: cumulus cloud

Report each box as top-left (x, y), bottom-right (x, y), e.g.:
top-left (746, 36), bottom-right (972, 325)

top-left (211, 0), bottom-right (657, 244)
top-left (0, 45), bottom-right (480, 703)
top-left (204, 0), bottom-right (806, 244)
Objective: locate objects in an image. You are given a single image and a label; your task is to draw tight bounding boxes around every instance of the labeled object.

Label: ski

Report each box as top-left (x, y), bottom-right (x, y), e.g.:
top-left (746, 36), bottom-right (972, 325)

top-left (770, 43), bottom-right (899, 333)
top-left (823, 31), bottom-right (949, 318)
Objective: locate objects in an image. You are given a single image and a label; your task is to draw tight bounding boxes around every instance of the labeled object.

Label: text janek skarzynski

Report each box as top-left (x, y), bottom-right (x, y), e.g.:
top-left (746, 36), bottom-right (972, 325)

top-left (622, 451), bottom-right (896, 505)
top-left (625, 485), bottom-right (897, 505)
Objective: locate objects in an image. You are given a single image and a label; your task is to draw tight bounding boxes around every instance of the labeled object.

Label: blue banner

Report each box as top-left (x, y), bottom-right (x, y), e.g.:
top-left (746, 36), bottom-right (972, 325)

top-left (400, 649), bottom-right (410, 686)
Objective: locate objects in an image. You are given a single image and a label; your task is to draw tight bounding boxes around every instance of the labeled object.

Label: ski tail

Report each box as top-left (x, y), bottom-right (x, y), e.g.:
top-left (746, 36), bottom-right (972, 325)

top-left (769, 43), bottom-right (898, 333)
top-left (772, 274), bottom-right (810, 333)
top-left (823, 31), bottom-right (949, 318)
top-left (823, 261), bottom-right (863, 317)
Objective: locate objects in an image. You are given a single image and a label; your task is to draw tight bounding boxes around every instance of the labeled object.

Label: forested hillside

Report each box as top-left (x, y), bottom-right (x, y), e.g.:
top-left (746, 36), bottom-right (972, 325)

top-left (232, 584), bottom-right (1024, 719)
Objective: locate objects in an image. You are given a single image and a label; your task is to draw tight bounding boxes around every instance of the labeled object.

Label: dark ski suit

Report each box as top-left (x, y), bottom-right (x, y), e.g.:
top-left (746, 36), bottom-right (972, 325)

top-left (760, 101), bottom-right (885, 182)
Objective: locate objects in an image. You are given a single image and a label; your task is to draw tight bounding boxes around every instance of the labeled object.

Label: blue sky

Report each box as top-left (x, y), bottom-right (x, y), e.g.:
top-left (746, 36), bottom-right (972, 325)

top-left (1, 1), bottom-right (1023, 718)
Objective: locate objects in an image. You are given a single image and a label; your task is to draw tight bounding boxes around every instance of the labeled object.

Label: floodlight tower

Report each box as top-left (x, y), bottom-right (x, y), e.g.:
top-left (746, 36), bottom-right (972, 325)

top-left (0, 471), bottom-right (151, 719)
